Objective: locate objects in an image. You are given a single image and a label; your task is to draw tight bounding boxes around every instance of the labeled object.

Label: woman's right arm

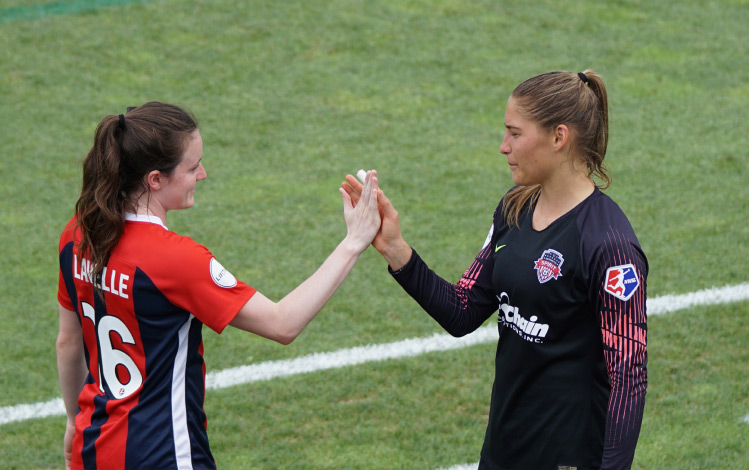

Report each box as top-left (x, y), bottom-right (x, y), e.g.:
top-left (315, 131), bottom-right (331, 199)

top-left (229, 170), bottom-right (382, 344)
top-left (57, 303), bottom-right (87, 469)
top-left (341, 175), bottom-right (498, 336)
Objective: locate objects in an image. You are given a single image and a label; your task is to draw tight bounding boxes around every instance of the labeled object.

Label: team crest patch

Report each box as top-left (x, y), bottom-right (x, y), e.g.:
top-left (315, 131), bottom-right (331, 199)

top-left (534, 249), bottom-right (564, 283)
top-left (210, 257), bottom-right (238, 288)
top-left (604, 264), bottom-right (639, 301)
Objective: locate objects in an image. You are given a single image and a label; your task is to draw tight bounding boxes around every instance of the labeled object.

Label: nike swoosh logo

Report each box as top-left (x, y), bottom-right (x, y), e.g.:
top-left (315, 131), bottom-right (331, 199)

top-left (495, 244), bottom-right (506, 252)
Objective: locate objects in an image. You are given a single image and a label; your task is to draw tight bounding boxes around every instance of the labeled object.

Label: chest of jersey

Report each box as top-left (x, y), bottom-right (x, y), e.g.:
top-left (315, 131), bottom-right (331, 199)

top-left (491, 209), bottom-right (590, 347)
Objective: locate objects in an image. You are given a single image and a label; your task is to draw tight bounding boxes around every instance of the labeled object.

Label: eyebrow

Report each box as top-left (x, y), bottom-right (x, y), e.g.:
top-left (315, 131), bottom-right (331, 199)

top-left (505, 124), bottom-right (520, 130)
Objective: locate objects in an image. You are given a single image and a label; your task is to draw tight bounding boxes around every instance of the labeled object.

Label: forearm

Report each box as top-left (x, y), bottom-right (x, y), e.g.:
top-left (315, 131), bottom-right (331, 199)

top-left (232, 173), bottom-right (380, 343)
top-left (231, 237), bottom-right (366, 344)
top-left (56, 336), bottom-right (87, 423)
top-left (601, 370), bottom-right (647, 469)
top-left (275, 236), bottom-right (363, 336)
top-left (377, 236), bottom-right (412, 272)
top-left (391, 248), bottom-right (495, 336)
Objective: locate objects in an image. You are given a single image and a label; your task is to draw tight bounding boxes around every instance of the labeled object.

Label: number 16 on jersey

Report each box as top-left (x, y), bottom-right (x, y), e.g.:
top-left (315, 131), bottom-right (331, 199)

top-left (81, 301), bottom-right (143, 399)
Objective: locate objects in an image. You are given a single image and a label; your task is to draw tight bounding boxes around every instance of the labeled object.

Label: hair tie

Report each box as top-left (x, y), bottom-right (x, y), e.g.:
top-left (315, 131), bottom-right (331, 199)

top-left (577, 72), bottom-right (589, 84)
top-left (118, 114), bottom-right (126, 130)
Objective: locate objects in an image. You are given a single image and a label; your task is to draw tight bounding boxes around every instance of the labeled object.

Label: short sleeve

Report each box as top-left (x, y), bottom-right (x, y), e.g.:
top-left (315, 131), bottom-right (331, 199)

top-left (135, 234), bottom-right (257, 334)
top-left (58, 219), bottom-right (77, 311)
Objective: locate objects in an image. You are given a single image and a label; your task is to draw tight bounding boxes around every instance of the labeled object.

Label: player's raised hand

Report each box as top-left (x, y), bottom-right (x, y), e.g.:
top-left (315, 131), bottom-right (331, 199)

top-left (342, 172), bottom-right (411, 270)
top-left (340, 170), bottom-right (381, 253)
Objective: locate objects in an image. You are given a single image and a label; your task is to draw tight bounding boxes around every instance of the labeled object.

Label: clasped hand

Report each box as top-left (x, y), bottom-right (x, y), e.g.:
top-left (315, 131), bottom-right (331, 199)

top-left (341, 172), bottom-right (411, 270)
top-left (340, 170), bottom-right (383, 253)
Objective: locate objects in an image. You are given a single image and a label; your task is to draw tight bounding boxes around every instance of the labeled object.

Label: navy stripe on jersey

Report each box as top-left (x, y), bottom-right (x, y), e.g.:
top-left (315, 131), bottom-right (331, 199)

top-left (185, 318), bottom-right (215, 468)
top-left (60, 240), bottom-right (94, 404)
top-left (125, 268), bottom-right (215, 470)
top-left (59, 241), bottom-right (80, 317)
top-left (60, 241), bottom-right (109, 470)
top-left (82, 394), bottom-right (109, 469)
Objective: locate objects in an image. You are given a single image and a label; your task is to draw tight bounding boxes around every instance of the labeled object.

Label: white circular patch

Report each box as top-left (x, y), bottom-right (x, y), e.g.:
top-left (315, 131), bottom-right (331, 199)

top-left (210, 257), bottom-right (238, 288)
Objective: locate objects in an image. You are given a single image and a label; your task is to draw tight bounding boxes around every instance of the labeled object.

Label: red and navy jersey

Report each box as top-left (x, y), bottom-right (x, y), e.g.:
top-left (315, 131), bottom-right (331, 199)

top-left (58, 213), bottom-right (256, 470)
top-left (390, 188), bottom-right (647, 470)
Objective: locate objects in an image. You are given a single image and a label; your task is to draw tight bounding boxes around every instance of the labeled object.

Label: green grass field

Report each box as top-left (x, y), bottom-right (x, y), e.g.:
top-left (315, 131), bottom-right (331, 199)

top-left (1, 0), bottom-right (747, 468)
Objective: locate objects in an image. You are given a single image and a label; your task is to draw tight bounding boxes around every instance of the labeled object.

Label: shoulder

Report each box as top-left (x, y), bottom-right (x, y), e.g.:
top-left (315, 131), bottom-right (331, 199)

top-left (58, 215), bottom-right (78, 250)
top-left (492, 186), bottom-right (519, 223)
top-left (116, 222), bottom-right (244, 293)
top-left (116, 222), bottom-right (216, 273)
top-left (577, 190), bottom-right (648, 276)
top-left (132, 221), bottom-right (210, 252)
top-left (484, 190), bottom-right (512, 247)
top-left (576, 190), bottom-right (640, 242)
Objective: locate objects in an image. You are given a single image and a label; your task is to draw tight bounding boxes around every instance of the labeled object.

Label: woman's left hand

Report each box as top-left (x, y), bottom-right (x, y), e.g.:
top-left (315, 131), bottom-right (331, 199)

top-left (340, 170), bottom-right (381, 253)
top-left (64, 419), bottom-right (75, 469)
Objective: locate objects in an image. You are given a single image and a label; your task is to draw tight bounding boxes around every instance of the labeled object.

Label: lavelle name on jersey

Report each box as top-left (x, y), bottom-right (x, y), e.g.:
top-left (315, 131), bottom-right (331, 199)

top-left (73, 254), bottom-right (131, 300)
top-left (497, 292), bottom-right (550, 343)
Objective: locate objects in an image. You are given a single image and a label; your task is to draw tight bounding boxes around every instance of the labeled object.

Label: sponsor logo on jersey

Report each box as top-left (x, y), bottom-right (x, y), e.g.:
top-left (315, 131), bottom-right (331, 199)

top-left (210, 257), bottom-right (238, 288)
top-left (497, 292), bottom-right (550, 343)
top-left (534, 248), bottom-right (564, 284)
top-left (604, 264), bottom-right (639, 301)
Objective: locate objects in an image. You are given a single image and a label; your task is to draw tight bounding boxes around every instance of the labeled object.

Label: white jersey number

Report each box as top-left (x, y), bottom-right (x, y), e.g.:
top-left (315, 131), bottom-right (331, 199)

top-left (81, 301), bottom-right (143, 399)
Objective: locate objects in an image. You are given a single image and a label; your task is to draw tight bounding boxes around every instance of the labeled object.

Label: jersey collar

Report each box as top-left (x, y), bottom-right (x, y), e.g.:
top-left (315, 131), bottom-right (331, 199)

top-left (125, 212), bottom-right (168, 229)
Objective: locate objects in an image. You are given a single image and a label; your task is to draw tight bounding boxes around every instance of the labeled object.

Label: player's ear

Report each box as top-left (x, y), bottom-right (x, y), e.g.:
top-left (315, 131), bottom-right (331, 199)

top-left (551, 124), bottom-right (570, 151)
top-left (145, 170), bottom-right (165, 191)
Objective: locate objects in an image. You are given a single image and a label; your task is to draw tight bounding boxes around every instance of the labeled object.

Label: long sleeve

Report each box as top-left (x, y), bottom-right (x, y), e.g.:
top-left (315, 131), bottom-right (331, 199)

top-left (389, 245), bottom-right (497, 337)
top-left (594, 229), bottom-right (648, 469)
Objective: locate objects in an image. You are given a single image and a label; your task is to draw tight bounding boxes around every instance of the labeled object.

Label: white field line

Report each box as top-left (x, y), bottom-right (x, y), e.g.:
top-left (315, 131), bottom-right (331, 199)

top-left (2, 282), bottom-right (747, 426)
top-left (645, 282), bottom-right (749, 316)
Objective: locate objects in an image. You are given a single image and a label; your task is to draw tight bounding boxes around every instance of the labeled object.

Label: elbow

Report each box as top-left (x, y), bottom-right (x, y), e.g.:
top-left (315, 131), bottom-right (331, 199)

top-left (275, 333), bottom-right (296, 346)
top-left (438, 319), bottom-right (472, 338)
top-left (273, 326), bottom-right (301, 345)
top-left (56, 333), bottom-right (81, 355)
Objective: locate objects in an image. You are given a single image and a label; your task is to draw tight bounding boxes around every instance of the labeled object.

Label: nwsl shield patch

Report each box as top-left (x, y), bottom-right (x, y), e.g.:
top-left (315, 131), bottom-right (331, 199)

top-left (604, 264), bottom-right (639, 301)
top-left (534, 249), bottom-right (564, 283)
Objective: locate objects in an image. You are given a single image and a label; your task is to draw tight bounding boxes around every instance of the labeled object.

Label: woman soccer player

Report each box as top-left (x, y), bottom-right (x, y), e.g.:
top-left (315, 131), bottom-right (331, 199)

top-left (344, 70), bottom-right (648, 470)
top-left (57, 102), bottom-right (381, 469)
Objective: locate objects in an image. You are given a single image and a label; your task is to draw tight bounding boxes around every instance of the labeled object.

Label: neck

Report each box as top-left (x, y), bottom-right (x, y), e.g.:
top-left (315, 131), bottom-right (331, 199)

top-left (533, 171), bottom-right (595, 230)
top-left (129, 193), bottom-right (167, 225)
top-left (539, 175), bottom-right (595, 210)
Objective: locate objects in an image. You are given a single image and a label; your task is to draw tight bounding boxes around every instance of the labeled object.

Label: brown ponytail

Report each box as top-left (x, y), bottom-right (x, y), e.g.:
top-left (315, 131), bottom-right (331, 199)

top-left (502, 70), bottom-right (610, 226)
top-left (75, 102), bottom-right (198, 291)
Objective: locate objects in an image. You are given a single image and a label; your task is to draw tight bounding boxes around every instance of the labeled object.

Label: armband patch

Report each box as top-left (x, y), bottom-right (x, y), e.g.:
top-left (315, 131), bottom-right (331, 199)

top-left (604, 264), bottom-right (639, 301)
top-left (210, 257), bottom-right (238, 288)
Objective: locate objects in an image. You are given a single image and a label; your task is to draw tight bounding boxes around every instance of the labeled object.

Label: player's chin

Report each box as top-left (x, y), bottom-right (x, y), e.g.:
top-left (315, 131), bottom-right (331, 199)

top-left (510, 172), bottom-right (525, 186)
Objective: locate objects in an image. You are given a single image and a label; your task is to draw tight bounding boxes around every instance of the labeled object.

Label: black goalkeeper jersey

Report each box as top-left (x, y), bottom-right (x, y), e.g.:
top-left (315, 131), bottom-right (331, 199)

top-left (391, 188), bottom-right (647, 470)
